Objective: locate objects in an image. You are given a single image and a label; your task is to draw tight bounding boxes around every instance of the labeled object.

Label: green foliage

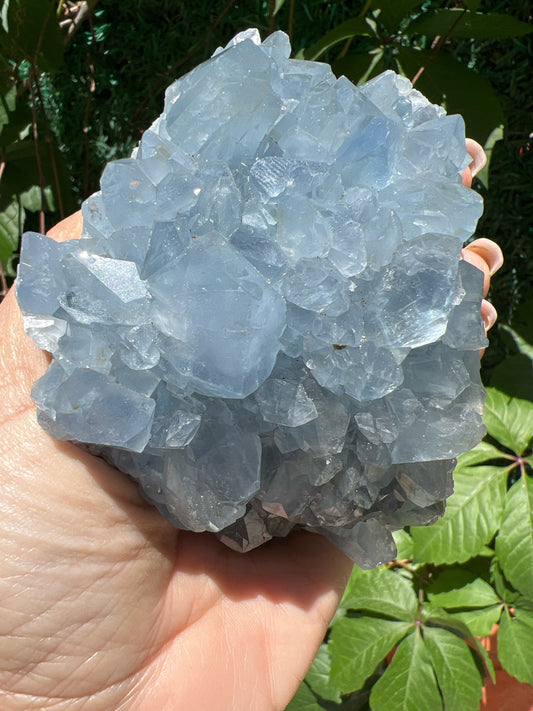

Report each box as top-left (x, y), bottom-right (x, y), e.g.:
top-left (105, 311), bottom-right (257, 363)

top-left (304, 644), bottom-right (342, 703)
top-left (407, 8), bottom-right (533, 40)
top-left (422, 627), bottom-right (484, 710)
top-left (410, 461), bottom-right (506, 564)
top-left (0, 1), bottom-right (530, 701)
top-left (291, 367), bottom-right (533, 707)
top-left (377, 0), bottom-right (426, 34)
top-left (490, 300), bottom-right (533, 400)
top-left (286, 680), bottom-right (324, 711)
top-left (496, 474), bottom-right (533, 597)
top-left (498, 607), bottom-right (533, 685)
top-left (395, 46), bottom-right (505, 148)
top-left (300, 1), bottom-right (532, 145)
top-left (0, 0), bottom-right (64, 70)
top-left (370, 630), bottom-right (444, 711)
top-left (301, 18), bottom-right (373, 61)
top-left (330, 616), bottom-right (414, 694)
top-left (0, 194), bottom-right (22, 267)
top-left (0, 0), bottom-right (531, 291)
top-left (0, 0), bottom-right (73, 278)
top-left (340, 566), bottom-right (418, 621)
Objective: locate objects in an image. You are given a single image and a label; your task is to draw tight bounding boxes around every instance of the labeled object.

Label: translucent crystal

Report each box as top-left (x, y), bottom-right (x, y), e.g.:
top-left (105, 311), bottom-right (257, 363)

top-left (15, 29), bottom-right (487, 568)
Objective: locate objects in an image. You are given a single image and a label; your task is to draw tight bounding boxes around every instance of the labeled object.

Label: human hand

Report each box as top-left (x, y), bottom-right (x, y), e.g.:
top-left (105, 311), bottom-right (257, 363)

top-left (0, 139), bottom-right (502, 711)
top-left (460, 138), bottom-right (504, 337)
top-left (0, 218), bottom-right (352, 711)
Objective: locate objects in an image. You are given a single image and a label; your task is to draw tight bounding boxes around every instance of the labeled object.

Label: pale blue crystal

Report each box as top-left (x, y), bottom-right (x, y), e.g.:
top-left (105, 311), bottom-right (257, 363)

top-left (15, 29), bottom-right (487, 567)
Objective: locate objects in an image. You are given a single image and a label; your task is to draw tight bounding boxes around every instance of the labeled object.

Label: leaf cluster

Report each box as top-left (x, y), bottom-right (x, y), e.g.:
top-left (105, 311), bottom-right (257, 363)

top-left (298, 0), bottom-right (532, 146)
top-left (288, 380), bottom-right (533, 709)
top-left (0, 0), bottom-right (77, 282)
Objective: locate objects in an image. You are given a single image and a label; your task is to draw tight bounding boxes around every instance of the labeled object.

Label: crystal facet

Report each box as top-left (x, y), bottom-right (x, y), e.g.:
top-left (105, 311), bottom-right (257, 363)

top-left (15, 29), bottom-right (487, 567)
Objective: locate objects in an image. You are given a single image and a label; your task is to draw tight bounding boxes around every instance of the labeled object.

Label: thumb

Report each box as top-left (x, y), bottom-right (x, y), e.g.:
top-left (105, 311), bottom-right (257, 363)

top-left (0, 212), bottom-right (83, 423)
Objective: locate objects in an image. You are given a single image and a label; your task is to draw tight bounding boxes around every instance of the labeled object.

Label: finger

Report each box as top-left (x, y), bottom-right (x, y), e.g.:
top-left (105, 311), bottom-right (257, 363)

top-left (0, 212), bottom-right (84, 414)
top-left (464, 238), bottom-right (504, 277)
top-left (461, 246), bottom-right (491, 296)
top-left (481, 299), bottom-right (497, 333)
top-left (47, 210), bottom-right (83, 242)
top-left (461, 166), bottom-right (473, 188)
top-left (462, 239), bottom-right (504, 297)
top-left (462, 139), bottom-right (487, 187)
top-left (465, 138), bottom-right (487, 178)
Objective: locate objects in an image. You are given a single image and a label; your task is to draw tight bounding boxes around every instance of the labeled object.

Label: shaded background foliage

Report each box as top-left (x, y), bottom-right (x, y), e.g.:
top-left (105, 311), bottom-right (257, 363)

top-left (0, 1), bottom-right (532, 708)
top-left (1, 0), bottom-right (531, 381)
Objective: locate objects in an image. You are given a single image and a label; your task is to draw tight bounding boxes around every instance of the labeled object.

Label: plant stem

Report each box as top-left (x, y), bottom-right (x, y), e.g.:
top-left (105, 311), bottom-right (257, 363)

top-left (337, 0), bottom-right (372, 60)
top-left (288, 0), bottom-right (296, 43)
top-left (33, 71), bottom-right (65, 219)
top-left (268, 0), bottom-right (276, 34)
top-left (28, 69), bottom-right (47, 234)
top-left (412, 8), bottom-right (468, 86)
top-left (82, 12), bottom-right (97, 197)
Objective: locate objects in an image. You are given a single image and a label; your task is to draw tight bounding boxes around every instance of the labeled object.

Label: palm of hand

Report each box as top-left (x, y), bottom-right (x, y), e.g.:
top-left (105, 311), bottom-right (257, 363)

top-left (0, 285), bottom-right (351, 711)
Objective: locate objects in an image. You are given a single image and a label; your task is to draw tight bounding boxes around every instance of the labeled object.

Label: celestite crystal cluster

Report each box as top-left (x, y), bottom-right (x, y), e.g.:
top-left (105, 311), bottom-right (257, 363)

top-left (15, 29), bottom-right (487, 567)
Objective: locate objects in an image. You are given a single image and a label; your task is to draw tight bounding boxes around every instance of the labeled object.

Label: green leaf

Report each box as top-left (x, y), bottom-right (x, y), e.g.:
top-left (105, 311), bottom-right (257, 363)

top-left (303, 17), bottom-right (373, 61)
top-left (341, 567), bottom-right (418, 622)
top-left (332, 49), bottom-right (385, 86)
top-left (478, 545), bottom-right (496, 557)
top-left (490, 355), bottom-right (533, 402)
top-left (509, 299), bottom-right (533, 355)
top-left (330, 616), bottom-right (413, 694)
top-left (476, 124), bottom-right (503, 189)
top-left (3, 0), bottom-right (64, 71)
top-left (494, 308), bottom-right (533, 396)
top-left (424, 627), bottom-right (484, 711)
top-left (501, 324), bottom-right (533, 361)
top-left (422, 605), bottom-right (472, 638)
top-left (457, 440), bottom-right (507, 467)
top-left (0, 98), bottom-right (32, 147)
top-left (484, 388), bottom-right (533, 455)
top-left (422, 608), bottom-right (496, 681)
top-left (490, 558), bottom-right (521, 605)
top-left (498, 607), bottom-right (533, 684)
top-left (369, 630), bottom-right (442, 711)
top-left (20, 184), bottom-right (55, 213)
top-left (1, 138), bottom-right (75, 217)
top-left (273, 0), bottom-right (287, 15)
top-left (285, 682), bottom-right (324, 711)
top-left (463, 0), bottom-right (481, 11)
top-left (428, 578), bottom-right (501, 609)
top-left (496, 475), bottom-right (533, 598)
top-left (393, 529), bottom-right (414, 560)
top-left (449, 605), bottom-right (502, 636)
top-left (429, 566), bottom-right (479, 592)
top-left (376, 0), bottom-right (425, 33)
top-left (395, 48), bottom-right (504, 145)
top-left (406, 9), bottom-right (533, 40)
top-left (0, 62), bottom-right (16, 125)
top-left (411, 464), bottom-right (507, 564)
top-left (0, 195), bottom-right (23, 268)
top-left (304, 644), bottom-right (341, 703)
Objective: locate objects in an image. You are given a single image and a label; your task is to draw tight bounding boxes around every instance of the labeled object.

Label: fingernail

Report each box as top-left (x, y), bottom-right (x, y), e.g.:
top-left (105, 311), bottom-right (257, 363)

top-left (465, 139), bottom-right (487, 177)
top-left (466, 238), bottom-right (504, 275)
top-left (482, 300), bottom-right (497, 332)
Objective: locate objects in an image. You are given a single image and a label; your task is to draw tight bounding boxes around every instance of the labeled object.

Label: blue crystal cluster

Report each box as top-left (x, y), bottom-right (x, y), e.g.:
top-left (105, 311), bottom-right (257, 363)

top-left (15, 29), bottom-right (487, 566)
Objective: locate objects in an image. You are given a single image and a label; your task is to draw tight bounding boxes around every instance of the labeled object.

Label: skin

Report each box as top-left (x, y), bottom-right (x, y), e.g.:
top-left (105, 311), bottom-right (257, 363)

top-left (0, 143), bottom-right (502, 711)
